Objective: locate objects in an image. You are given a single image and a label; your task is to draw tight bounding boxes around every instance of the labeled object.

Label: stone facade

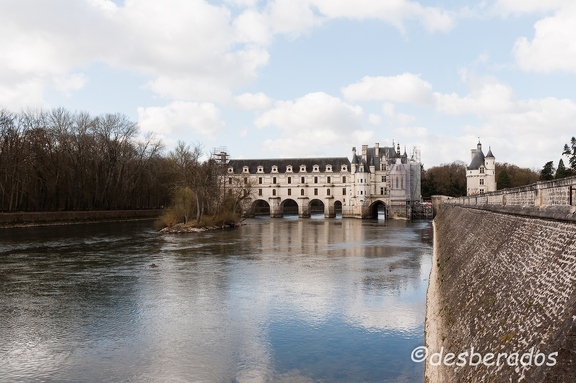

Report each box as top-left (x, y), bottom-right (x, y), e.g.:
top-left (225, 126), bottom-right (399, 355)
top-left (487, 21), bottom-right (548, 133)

top-left (225, 143), bottom-right (422, 219)
top-left (466, 140), bottom-right (496, 195)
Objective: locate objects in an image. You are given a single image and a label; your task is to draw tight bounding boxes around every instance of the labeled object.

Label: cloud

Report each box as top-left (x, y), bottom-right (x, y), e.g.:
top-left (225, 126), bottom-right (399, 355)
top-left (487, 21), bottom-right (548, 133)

top-left (342, 73), bottom-right (435, 105)
top-left (137, 101), bottom-right (225, 140)
top-left (234, 92), bottom-right (274, 110)
top-left (512, 5), bottom-right (576, 73)
top-left (433, 76), bottom-right (576, 167)
top-left (311, 0), bottom-right (455, 33)
top-left (254, 92), bottom-right (371, 157)
top-left (435, 77), bottom-right (516, 116)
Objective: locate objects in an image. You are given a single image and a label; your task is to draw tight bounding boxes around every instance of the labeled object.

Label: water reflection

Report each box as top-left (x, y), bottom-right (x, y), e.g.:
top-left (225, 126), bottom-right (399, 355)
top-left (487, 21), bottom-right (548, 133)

top-left (0, 218), bottom-right (432, 383)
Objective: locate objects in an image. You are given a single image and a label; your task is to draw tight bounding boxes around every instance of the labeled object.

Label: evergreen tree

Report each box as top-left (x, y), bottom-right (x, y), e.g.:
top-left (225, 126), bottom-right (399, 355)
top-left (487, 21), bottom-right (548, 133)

top-left (562, 137), bottom-right (576, 170)
top-left (496, 170), bottom-right (511, 189)
top-left (540, 161), bottom-right (555, 181)
top-left (555, 158), bottom-right (568, 179)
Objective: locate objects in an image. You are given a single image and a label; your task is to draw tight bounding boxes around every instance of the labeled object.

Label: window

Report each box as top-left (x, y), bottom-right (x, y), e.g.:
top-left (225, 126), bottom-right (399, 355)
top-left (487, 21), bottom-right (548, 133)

top-left (327, 176), bottom-right (331, 183)
top-left (314, 188), bottom-right (318, 195)
top-left (288, 189), bottom-right (292, 196)
top-left (326, 165), bottom-right (332, 171)
top-left (301, 176), bottom-right (305, 184)
top-left (342, 176), bottom-right (346, 183)
top-left (272, 166), bottom-right (278, 173)
top-left (257, 166), bottom-right (263, 173)
top-left (228, 167), bottom-right (233, 173)
top-left (381, 176), bottom-right (385, 182)
top-left (288, 176), bottom-right (292, 184)
top-left (228, 177), bottom-right (232, 185)
top-left (272, 189), bottom-right (276, 196)
top-left (342, 188), bottom-right (346, 195)
top-left (258, 189), bottom-right (262, 196)
top-left (243, 166), bottom-right (249, 173)
top-left (401, 178), bottom-right (404, 189)
top-left (244, 177), bottom-right (248, 184)
top-left (480, 189), bottom-right (485, 194)
top-left (381, 187), bottom-right (384, 195)
top-left (258, 177), bottom-right (262, 184)
top-left (395, 177), bottom-right (398, 189)
top-left (287, 165), bottom-right (292, 172)
top-left (300, 165), bottom-right (306, 172)
top-left (327, 189), bottom-right (331, 196)
top-left (301, 189), bottom-right (304, 196)
top-left (341, 165), bottom-right (347, 171)
top-left (273, 177), bottom-right (277, 184)
top-left (314, 176), bottom-right (318, 184)
top-left (480, 179), bottom-right (485, 185)
top-left (480, 167), bottom-right (485, 174)
top-left (313, 166), bottom-right (319, 172)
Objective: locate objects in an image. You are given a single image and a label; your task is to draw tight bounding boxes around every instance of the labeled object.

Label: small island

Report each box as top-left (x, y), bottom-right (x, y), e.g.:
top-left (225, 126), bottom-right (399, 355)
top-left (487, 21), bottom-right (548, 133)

top-left (154, 142), bottom-right (252, 234)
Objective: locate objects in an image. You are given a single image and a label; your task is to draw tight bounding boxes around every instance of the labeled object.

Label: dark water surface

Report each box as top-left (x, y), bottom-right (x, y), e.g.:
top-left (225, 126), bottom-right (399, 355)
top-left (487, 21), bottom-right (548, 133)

top-left (0, 217), bottom-right (432, 383)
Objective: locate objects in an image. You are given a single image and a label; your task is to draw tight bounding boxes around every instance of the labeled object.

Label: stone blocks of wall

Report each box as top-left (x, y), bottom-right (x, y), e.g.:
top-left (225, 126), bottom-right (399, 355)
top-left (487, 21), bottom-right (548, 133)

top-left (445, 175), bottom-right (576, 222)
top-left (426, 204), bottom-right (576, 382)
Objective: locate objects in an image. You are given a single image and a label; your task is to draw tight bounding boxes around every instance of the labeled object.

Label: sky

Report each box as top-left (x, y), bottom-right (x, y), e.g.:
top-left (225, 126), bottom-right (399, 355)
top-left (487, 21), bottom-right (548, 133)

top-left (1, 0), bottom-right (576, 169)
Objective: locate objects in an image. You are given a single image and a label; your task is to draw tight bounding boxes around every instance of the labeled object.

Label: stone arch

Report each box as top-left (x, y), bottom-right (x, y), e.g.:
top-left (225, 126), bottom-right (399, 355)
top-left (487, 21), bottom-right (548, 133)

top-left (334, 200), bottom-right (343, 216)
top-left (369, 200), bottom-right (387, 219)
top-left (252, 199), bottom-right (271, 216)
top-left (309, 199), bottom-right (325, 217)
top-left (281, 198), bottom-right (299, 216)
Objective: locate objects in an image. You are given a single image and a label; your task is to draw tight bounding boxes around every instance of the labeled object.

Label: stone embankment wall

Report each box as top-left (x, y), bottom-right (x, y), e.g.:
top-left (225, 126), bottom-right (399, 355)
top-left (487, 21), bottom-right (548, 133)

top-left (440, 175), bottom-right (576, 221)
top-left (426, 204), bottom-right (576, 382)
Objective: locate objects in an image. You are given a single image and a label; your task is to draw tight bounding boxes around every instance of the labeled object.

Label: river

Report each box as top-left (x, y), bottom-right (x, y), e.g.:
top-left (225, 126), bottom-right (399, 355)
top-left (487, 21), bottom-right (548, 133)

top-left (0, 217), bottom-right (432, 383)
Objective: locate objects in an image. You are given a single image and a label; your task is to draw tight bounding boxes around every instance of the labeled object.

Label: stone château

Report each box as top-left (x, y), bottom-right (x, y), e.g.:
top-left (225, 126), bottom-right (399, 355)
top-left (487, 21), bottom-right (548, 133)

top-left (466, 140), bottom-right (496, 195)
top-left (224, 142), bottom-right (422, 219)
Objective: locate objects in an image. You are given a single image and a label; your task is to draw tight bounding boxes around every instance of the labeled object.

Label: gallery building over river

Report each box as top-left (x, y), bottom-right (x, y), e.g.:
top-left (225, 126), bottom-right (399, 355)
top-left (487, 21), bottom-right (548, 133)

top-left (223, 142), bottom-right (422, 219)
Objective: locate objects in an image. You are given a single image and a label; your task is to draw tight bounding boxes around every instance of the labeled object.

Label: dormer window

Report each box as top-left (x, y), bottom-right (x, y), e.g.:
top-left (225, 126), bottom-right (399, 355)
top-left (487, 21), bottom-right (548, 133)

top-left (243, 166), bottom-right (249, 173)
top-left (341, 165), bottom-right (348, 172)
top-left (272, 165), bottom-right (278, 173)
top-left (326, 165), bottom-right (332, 172)
top-left (286, 165), bottom-right (293, 173)
top-left (300, 165), bottom-right (306, 172)
top-left (313, 165), bottom-right (319, 172)
top-left (257, 166), bottom-right (264, 173)
top-left (227, 167), bottom-right (233, 173)
top-left (480, 167), bottom-right (485, 174)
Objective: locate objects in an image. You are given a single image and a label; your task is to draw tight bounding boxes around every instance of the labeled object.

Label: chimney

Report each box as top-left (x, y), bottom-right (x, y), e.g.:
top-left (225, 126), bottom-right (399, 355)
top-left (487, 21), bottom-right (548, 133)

top-left (375, 143), bottom-right (379, 156)
top-left (362, 145), bottom-right (368, 161)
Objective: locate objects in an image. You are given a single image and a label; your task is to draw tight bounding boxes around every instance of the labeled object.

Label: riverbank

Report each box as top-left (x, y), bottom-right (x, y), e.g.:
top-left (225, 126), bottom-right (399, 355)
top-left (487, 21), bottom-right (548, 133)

top-left (0, 209), bottom-right (164, 228)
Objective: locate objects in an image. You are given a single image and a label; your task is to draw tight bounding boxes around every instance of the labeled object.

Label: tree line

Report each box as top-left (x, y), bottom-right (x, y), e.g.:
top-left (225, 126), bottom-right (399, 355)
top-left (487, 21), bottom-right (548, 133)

top-left (421, 161), bottom-right (539, 198)
top-left (0, 107), bottom-right (251, 227)
top-left (540, 137), bottom-right (576, 180)
top-left (0, 108), bottom-right (170, 212)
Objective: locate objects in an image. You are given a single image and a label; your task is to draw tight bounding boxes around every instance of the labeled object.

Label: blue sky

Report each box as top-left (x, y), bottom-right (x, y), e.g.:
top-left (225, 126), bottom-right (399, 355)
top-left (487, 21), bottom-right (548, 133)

top-left (1, 0), bottom-right (576, 169)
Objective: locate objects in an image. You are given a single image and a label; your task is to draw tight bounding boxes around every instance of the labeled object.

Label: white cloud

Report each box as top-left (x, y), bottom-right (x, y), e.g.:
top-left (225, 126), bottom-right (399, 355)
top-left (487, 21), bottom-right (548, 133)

top-left (512, 5), bottom-right (576, 73)
top-left (137, 101), bottom-right (225, 140)
top-left (432, 76), bottom-right (576, 167)
top-left (234, 92), bottom-right (274, 110)
top-left (254, 92), bottom-right (370, 157)
top-left (435, 77), bottom-right (516, 116)
top-left (368, 113), bottom-right (382, 125)
top-left (312, 0), bottom-right (455, 33)
top-left (342, 73), bottom-right (435, 105)
top-left (492, 0), bottom-right (568, 15)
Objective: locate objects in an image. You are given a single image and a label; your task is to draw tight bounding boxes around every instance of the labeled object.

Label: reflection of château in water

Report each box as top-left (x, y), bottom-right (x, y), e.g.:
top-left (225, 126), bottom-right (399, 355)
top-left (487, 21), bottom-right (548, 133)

top-left (223, 142), bottom-right (422, 219)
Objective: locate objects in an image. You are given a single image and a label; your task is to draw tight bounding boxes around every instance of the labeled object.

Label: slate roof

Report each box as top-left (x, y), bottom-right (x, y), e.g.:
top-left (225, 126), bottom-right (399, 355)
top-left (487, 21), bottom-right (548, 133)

top-left (469, 149), bottom-right (485, 170)
top-left (228, 157), bottom-right (351, 173)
